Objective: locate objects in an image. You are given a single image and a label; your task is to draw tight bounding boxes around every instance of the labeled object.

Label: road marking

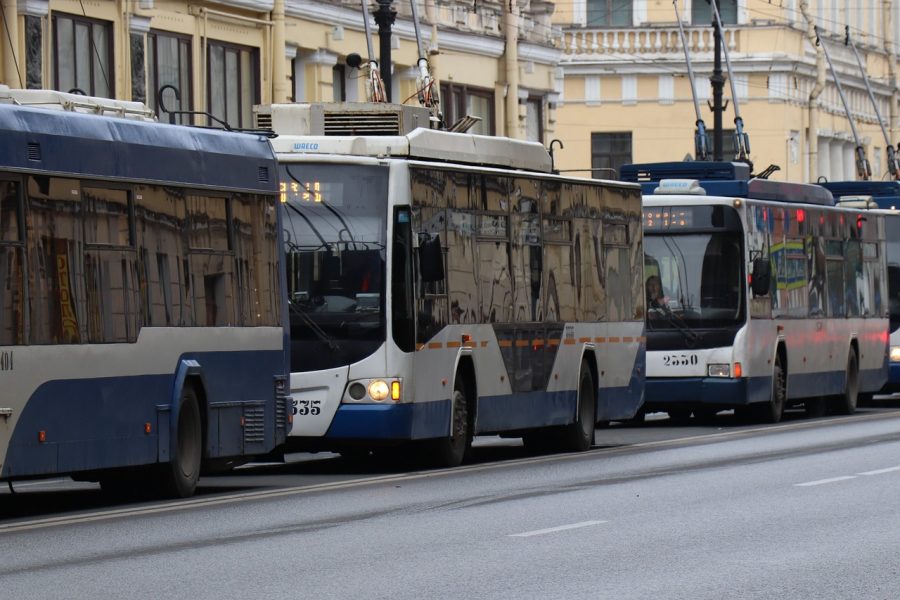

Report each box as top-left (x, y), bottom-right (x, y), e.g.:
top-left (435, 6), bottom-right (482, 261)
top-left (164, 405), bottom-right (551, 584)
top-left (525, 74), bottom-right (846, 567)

top-left (858, 465), bottom-right (900, 476)
top-left (795, 475), bottom-right (857, 487)
top-left (3, 409), bottom-right (900, 535)
top-left (510, 520), bottom-right (607, 538)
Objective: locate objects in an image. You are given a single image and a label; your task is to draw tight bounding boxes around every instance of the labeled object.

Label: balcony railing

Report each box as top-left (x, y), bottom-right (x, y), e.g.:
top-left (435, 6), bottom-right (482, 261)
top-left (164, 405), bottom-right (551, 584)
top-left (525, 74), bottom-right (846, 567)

top-left (561, 26), bottom-right (739, 59)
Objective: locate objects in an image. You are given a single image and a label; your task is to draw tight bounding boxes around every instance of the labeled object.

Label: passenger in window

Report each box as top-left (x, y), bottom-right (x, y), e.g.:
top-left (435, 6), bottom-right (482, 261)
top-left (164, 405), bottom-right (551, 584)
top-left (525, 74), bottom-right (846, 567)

top-left (646, 275), bottom-right (669, 314)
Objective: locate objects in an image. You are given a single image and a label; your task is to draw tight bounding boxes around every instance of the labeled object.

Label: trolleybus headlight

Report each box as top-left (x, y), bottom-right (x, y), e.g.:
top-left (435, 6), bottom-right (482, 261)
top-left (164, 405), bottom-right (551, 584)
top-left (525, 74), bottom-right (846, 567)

top-left (348, 382), bottom-right (367, 401)
top-left (708, 364), bottom-right (730, 378)
top-left (368, 380), bottom-right (390, 401)
top-left (890, 346), bottom-right (900, 363)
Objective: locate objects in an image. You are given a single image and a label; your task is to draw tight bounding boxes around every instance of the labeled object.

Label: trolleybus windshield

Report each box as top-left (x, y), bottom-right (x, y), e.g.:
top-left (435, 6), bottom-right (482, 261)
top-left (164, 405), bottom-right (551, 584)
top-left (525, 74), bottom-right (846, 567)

top-left (281, 163), bottom-right (388, 372)
top-left (644, 231), bottom-right (744, 329)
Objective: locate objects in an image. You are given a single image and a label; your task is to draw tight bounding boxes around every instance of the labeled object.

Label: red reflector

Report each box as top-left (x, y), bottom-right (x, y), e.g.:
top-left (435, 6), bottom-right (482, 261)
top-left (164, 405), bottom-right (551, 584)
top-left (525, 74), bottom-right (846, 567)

top-left (144, 422), bottom-right (152, 434)
top-left (38, 430), bottom-right (46, 443)
top-left (240, 416), bottom-right (246, 427)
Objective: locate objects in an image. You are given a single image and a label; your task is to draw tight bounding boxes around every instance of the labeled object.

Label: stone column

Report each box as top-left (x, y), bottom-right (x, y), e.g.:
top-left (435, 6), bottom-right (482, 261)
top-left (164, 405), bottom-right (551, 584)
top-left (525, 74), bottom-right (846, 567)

top-left (18, 0), bottom-right (48, 89)
top-left (129, 14), bottom-right (151, 104)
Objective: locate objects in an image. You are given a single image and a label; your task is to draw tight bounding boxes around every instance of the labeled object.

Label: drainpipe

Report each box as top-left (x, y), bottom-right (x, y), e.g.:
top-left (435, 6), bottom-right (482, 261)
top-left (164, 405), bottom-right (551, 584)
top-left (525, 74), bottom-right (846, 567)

top-left (503, 0), bottom-right (520, 138)
top-left (800, 0), bottom-right (825, 182)
top-left (272, 0), bottom-right (289, 102)
top-left (884, 0), bottom-right (898, 154)
top-left (2, 0), bottom-right (22, 88)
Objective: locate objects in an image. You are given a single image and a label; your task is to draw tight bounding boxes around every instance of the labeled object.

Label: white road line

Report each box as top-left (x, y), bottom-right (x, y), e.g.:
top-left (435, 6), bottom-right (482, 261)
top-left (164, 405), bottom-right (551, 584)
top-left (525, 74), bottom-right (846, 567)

top-left (509, 520), bottom-right (608, 538)
top-left (858, 465), bottom-right (900, 476)
top-left (4, 409), bottom-right (900, 535)
top-left (795, 476), bottom-right (857, 487)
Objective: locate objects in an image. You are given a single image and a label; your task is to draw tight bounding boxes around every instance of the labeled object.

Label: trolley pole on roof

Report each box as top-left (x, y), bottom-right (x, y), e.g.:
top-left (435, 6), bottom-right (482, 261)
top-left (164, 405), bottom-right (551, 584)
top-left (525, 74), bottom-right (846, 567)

top-left (817, 26), bottom-right (872, 180)
top-left (374, 0), bottom-right (397, 102)
top-left (673, 0), bottom-right (710, 161)
top-left (846, 27), bottom-right (900, 180)
top-left (711, 0), bottom-right (751, 166)
top-left (710, 0), bottom-right (725, 161)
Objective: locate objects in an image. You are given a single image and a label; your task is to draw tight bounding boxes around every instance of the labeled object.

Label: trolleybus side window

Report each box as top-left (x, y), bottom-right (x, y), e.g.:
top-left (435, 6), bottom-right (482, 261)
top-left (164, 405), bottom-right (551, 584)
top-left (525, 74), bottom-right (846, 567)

top-left (0, 180), bottom-right (25, 345)
top-left (392, 207), bottom-right (415, 351)
top-left (26, 176), bottom-right (83, 345)
top-left (187, 194), bottom-right (234, 326)
top-left (133, 184), bottom-right (187, 327)
top-left (83, 186), bottom-right (138, 343)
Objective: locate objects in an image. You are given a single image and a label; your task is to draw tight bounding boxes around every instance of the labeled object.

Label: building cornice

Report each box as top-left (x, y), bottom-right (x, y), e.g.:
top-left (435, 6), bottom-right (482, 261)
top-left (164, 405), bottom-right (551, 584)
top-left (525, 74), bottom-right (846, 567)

top-left (209, 0), bottom-right (274, 12)
top-left (286, 0), bottom-right (555, 64)
top-left (17, 0), bottom-right (48, 17)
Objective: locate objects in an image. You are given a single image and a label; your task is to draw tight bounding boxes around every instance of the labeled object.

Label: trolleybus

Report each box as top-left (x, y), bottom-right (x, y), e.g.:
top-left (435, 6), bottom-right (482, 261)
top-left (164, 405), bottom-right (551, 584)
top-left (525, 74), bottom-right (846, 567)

top-left (0, 90), bottom-right (289, 497)
top-left (263, 103), bottom-right (645, 465)
top-left (821, 180), bottom-right (900, 393)
top-left (622, 161), bottom-right (888, 422)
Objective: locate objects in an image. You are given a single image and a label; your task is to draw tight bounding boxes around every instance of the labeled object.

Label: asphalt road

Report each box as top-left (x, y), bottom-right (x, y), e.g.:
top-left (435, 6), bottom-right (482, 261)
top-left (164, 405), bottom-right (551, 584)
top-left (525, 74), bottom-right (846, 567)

top-left (3, 405), bottom-right (900, 599)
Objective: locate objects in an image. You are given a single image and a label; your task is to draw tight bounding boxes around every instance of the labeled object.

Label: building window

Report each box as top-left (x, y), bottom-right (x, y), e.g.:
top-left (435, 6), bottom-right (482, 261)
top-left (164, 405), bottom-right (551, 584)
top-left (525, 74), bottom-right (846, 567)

top-left (692, 0), bottom-right (737, 25)
top-left (587, 0), bottom-right (632, 26)
top-left (440, 83), bottom-right (495, 136)
top-left (148, 31), bottom-right (192, 124)
top-left (52, 13), bottom-right (113, 97)
top-left (207, 41), bottom-right (260, 129)
top-left (333, 64), bottom-right (346, 102)
top-left (591, 132), bottom-right (632, 179)
top-left (525, 97), bottom-right (543, 143)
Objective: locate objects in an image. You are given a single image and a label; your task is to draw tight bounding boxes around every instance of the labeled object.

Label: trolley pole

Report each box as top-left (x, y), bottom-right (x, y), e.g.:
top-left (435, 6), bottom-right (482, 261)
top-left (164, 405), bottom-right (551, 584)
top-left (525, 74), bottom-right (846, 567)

top-left (374, 0), bottom-right (397, 101)
top-left (710, 0), bottom-right (725, 161)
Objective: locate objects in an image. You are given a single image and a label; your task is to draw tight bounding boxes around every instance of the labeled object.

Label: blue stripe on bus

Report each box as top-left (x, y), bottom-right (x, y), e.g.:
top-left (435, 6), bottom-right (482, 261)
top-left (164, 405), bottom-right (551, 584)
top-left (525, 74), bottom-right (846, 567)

top-left (885, 363), bottom-right (900, 392)
top-left (325, 383), bottom-right (646, 441)
top-left (2, 349), bottom-right (282, 479)
top-left (645, 376), bottom-right (772, 407)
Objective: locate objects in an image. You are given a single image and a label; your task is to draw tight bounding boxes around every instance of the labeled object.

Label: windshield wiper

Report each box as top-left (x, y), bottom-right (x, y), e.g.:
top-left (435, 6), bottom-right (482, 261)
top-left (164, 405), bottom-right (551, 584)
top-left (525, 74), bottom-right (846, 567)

top-left (288, 300), bottom-right (342, 352)
top-left (648, 304), bottom-right (700, 348)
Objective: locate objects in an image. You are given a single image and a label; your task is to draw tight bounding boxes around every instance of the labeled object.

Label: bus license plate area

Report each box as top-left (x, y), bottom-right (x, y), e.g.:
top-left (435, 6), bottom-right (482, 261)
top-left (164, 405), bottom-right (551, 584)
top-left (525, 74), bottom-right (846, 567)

top-left (661, 353), bottom-right (699, 367)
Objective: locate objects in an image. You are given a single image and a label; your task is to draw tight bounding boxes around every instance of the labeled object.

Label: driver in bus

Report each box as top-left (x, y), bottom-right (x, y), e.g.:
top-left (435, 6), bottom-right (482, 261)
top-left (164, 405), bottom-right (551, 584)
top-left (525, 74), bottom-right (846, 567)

top-left (646, 275), bottom-right (669, 315)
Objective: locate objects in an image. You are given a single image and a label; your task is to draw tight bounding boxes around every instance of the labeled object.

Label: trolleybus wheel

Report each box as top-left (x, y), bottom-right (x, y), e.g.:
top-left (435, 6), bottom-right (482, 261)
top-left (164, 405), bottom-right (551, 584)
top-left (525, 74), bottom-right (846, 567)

top-left (754, 352), bottom-right (786, 424)
top-left (557, 360), bottom-right (596, 452)
top-left (831, 348), bottom-right (859, 415)
top-left (160, 386), bottom-right (202, 498)
top-left (430, 377), bottom-right (471, 468)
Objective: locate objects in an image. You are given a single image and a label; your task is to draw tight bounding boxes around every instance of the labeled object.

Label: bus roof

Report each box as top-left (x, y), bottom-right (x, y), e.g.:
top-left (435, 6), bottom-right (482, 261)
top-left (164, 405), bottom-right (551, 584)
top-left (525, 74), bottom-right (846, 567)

top-left (621, 161), bottom-right (834, 206)
top-left (0, 102), bottom-right (277, 193)
top-left (269, 127), bottom-right (553, 174)
top-left (819, 180), bottom-right (900, 210)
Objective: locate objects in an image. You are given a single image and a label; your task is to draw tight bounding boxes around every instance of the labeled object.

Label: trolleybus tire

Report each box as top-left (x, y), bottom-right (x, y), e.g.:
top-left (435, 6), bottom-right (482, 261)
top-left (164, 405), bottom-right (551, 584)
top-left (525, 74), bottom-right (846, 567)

top-left (160, 386), bottom-right (202, 498)
top-left (831, 349), bottom-right (859, 415)
top-left (557, 360), bottom-right (596, 452)
top-left (753, 352), bottom-right (786, 424)
top-left (429, 377), bottom-right (471, 468)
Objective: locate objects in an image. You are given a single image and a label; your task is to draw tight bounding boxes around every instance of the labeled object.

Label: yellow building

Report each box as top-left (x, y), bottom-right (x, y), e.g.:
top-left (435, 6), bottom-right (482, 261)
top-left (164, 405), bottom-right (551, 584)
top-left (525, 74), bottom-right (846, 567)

top-left (0, 0), bottom-right (560, 141)
top-left (553, 0), bottom-right (900, 182)
top-left (4, 1), bottom-right (899, 184)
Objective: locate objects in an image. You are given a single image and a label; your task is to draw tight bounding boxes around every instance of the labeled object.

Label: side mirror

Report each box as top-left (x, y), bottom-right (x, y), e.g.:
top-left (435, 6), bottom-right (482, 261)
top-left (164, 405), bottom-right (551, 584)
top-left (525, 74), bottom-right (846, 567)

top-left (418, 233), bottom-right (444, 283)
top-left (751, 258), bottom-right (771, 297)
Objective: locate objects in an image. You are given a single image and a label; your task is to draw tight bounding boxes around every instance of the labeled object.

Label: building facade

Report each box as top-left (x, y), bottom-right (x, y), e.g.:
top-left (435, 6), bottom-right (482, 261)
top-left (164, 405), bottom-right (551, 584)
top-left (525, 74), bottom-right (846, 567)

top-left (0, 0), bottom-right (560, 141)
top-left (554, 0), bottom-right (900, 183)
top-left (3, 1), bottom-right (900, 183)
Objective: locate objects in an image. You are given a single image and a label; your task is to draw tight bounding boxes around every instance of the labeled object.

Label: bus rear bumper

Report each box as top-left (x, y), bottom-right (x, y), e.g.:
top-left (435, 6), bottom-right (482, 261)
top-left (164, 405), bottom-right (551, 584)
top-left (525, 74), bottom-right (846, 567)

top-left (645, 376), bottom-right (771, 408)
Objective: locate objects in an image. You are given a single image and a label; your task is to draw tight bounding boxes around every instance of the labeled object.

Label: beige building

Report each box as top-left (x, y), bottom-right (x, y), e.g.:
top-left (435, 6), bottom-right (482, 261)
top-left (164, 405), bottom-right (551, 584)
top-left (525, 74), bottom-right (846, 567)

top-left (0, 0), bottom-right (559, 140)
top-left (3, 1), bottom-right (900, 184)
top-left (554, 1), bottom-right (900, 183)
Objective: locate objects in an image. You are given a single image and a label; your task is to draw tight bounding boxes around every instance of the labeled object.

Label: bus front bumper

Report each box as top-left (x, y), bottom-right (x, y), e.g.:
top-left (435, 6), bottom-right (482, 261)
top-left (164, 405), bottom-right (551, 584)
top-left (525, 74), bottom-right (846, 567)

top-left (645, 376), bottom-right (772, 408)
